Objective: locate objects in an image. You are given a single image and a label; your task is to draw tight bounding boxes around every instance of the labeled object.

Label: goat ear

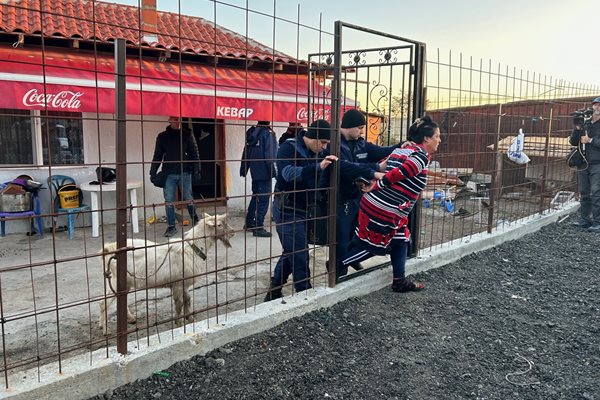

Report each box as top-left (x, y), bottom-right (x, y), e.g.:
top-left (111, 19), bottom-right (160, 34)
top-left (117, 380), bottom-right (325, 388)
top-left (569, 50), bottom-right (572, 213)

top-left (205, 215), bottom-right (216, 227)
top-left (203, 212), bottom-right (213, 220)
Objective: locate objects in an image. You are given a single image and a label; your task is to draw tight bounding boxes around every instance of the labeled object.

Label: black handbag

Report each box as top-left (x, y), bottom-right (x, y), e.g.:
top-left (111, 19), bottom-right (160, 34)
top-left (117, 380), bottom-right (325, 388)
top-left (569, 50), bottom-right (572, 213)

top-left (150, 171), bottom-right (167, 188)
top-left (307, 197), bottom-right (329, 246)
top-left (567, 147), bottom-right (587, 169)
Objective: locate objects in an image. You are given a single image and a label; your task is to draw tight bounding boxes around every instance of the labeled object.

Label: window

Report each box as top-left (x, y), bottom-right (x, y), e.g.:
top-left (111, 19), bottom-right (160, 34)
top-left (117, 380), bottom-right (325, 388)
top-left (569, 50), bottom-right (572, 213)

top-left (41, 111), bottom-right (84, 165)
top-left (0, 109), bottom-right (84, 166)
top-left (0, 109), bottom-right (34, 165)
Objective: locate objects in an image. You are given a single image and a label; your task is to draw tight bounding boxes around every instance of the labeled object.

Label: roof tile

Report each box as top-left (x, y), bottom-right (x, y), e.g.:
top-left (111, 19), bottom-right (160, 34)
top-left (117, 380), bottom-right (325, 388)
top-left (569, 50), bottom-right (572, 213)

top-left (0, 0), bottom-right (302, 65)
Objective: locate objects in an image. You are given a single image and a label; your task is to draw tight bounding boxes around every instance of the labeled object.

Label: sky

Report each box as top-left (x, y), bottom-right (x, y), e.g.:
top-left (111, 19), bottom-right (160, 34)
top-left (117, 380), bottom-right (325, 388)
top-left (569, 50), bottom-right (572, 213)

top-left (104, 0), bottom-right (600, 89)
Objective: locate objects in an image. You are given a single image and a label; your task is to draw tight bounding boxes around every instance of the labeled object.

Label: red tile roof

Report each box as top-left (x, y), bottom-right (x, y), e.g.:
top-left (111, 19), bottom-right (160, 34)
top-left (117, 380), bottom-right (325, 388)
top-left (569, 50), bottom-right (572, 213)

top-left (0, 0), bottom-right (303, 65)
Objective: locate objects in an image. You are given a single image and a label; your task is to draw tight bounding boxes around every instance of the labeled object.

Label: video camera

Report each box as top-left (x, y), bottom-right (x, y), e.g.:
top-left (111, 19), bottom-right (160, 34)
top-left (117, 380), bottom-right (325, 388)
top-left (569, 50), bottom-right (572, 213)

top-left (571, 107), bottom-right (593, 127)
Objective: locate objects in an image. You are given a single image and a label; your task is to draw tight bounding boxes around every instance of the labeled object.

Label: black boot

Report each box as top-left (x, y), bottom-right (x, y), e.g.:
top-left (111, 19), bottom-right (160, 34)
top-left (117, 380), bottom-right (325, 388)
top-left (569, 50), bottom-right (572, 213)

top-left (264, 283), bottom-right (283, 302)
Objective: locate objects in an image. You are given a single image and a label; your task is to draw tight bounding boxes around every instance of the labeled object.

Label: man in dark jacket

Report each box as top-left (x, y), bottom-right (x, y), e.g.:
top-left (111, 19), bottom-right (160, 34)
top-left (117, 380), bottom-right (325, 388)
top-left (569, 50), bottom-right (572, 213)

top-left (150, 116), bottom-right (201, 237)
top-left (240, 121), bottom-right (278, 237)
top-left (264, 120), bottom-right (338, 301)
top-left (570, 96), bottom-right (600, 232)
top-left (278, 122), bottom-right (303, 145)
top-left (323, 109), bottom-right (399, 277)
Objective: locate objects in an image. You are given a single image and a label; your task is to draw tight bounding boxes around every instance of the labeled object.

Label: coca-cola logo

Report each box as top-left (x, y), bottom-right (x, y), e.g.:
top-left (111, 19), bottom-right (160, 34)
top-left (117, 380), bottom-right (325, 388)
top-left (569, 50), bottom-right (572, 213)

top-left (22, 89), bottom-right (83, 109)
top-left (296, 107), bottom-right (331, 121)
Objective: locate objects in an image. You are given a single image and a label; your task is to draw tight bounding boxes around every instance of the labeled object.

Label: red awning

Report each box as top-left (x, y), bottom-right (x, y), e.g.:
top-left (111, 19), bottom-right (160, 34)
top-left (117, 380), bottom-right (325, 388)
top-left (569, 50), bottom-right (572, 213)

top-left (0, 47), bottom-right (341, 122)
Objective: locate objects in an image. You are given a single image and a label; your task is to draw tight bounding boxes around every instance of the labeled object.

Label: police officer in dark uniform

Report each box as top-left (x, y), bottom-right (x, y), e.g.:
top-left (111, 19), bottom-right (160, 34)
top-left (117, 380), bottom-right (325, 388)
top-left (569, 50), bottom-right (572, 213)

top-left (264, 120), bottom-right (338, 301)
top-left (326, 109), bottom-right (400, 277)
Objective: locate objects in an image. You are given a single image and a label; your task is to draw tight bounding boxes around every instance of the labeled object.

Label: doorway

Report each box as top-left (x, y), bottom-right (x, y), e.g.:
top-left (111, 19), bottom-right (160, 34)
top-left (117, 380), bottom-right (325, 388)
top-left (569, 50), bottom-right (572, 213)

top-left (188, 118), bottom-right (225, 203)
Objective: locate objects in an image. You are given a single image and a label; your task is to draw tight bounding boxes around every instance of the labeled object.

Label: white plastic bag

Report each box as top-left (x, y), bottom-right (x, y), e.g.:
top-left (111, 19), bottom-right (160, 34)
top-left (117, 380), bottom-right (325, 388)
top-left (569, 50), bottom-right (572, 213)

top-left (507, 128), bottom-right (530, 164)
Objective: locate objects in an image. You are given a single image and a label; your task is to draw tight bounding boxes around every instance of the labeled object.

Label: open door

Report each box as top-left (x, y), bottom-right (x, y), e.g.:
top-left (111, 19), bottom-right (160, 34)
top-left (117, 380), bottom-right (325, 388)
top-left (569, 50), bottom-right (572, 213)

top-left (189, 118), bottom-right (225, 203)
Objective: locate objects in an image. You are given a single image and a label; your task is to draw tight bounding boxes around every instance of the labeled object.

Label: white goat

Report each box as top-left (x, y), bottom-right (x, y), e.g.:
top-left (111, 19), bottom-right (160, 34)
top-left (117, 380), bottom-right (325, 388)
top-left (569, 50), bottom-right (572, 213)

top-left (99, 213), bottom-right (234, 335)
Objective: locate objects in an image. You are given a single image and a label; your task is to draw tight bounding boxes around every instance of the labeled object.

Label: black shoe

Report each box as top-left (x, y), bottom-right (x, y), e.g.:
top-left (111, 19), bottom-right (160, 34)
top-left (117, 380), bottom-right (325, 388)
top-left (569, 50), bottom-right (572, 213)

top-left (572, 219), bottom-right (592, 228)
top-left (350, 262), bottom-right (364, 271)
top-left (252, 228), bottom-right (272, 237)
top-left (391, 278), bottom-right (425, 293)
top-left (264, 286), bottom-right (283, 302)
top-left (588, 224), bottom-right (600, 233)
top-left (164, 226), bottom-right (178, 237)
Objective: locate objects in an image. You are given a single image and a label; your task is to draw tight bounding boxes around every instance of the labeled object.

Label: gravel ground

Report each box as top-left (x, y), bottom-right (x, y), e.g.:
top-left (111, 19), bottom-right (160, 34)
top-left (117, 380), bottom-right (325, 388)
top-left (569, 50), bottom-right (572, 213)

top-left (90, 216), bottom-right (599, 400)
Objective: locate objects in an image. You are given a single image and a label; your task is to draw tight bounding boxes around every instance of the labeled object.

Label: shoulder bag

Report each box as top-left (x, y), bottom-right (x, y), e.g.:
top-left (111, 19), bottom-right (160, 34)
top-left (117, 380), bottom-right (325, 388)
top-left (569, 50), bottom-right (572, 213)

top-left (567, 146), bottom-right (587, 170)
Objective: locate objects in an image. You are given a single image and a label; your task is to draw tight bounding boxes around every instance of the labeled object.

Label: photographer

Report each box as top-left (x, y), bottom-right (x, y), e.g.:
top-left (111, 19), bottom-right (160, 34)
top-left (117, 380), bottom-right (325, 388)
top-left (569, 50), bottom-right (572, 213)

top-left (570, 97), bottom-right (600, 232)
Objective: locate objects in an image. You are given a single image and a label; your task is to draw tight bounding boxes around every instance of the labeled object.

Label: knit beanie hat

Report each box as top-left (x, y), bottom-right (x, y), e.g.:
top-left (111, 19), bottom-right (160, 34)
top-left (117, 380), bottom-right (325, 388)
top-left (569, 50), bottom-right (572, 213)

top-left (305, 119), bottom-right (332, 140)
top-left (341, 109), bottom-right (366, 129)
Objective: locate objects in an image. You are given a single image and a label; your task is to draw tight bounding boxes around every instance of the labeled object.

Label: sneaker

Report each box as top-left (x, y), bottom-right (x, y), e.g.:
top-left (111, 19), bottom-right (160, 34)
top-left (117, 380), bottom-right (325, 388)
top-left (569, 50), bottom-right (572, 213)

top-left (588, 224), bottom-right (600, 233)
top-left (572, 219), bottom-right (592, 228)
top-left (164, 226), bottom-right (178, 237)
top-left (391, 278), bottom-right (425, 293)
top-left (252, 228), bottom-right (272, 237)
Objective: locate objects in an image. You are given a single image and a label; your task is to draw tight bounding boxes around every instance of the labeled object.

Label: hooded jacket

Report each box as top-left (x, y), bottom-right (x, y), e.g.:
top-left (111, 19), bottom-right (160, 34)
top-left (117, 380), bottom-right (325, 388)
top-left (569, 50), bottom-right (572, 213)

top-left (240, 125), bottom-right (278, 180)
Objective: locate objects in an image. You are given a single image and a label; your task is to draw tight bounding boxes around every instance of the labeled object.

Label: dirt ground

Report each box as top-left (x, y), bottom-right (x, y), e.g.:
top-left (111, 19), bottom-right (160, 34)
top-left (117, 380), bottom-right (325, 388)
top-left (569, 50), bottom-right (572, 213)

top-left (87, 214), bottom-right (599, 400)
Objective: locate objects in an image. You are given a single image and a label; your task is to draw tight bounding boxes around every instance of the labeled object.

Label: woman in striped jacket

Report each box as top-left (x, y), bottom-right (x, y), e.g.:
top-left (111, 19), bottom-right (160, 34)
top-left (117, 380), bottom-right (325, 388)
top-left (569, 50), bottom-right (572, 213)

top-left (342, 116), bottom-right (441, 292)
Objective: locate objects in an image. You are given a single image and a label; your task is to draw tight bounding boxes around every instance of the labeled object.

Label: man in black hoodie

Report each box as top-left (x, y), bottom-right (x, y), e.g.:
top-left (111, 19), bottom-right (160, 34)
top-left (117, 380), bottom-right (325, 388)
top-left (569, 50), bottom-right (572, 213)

top-left (150, 116), bottom-right (201, 237)
top-left (240, 121), bottom-right (278, 237)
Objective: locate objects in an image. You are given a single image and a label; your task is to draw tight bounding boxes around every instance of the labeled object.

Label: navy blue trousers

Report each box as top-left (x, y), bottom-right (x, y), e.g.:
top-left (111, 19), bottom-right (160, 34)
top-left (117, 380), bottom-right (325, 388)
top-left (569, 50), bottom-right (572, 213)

top-left (335, 198), bottom-right (360, 276)
top-left (343, 239), bottom-right (409, 279)
top-left (271, 205), bottom-right (312, 292)
top-left (246, 179), bottom-right (272, 229)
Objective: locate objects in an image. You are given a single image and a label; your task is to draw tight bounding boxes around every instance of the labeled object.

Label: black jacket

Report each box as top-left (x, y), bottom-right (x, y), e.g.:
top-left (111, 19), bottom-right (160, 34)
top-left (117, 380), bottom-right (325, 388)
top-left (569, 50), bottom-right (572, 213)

top-left (570, 119), bottom-right (600, 165)
top-left (150, 126), bottom-right (201, 176)
top-left (322, 137), bottom-right (399, 201)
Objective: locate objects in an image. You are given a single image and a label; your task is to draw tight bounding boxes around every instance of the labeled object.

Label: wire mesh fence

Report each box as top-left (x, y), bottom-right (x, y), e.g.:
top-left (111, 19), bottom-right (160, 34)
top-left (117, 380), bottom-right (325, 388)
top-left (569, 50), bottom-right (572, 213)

top-left (0, 0), bottom-right (597, 389)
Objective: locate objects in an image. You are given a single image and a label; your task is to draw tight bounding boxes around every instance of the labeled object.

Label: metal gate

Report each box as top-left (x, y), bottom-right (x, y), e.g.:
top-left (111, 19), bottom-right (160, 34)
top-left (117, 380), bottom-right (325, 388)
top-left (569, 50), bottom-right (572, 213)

top-left (308, 22), bottom-right (426, 284)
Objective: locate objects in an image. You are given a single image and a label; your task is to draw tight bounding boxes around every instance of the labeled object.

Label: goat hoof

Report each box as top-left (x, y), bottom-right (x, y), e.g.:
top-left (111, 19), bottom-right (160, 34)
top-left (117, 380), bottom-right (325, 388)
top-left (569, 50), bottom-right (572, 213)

top-left (186, 315), bottom-right (195, 323)
top-left (127, 317), bottom-right (137, 324)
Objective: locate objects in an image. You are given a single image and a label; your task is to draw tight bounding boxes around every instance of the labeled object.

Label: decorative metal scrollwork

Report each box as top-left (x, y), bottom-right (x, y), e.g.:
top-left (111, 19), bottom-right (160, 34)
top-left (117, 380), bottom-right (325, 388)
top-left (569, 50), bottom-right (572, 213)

top-left (368, 75), bottom-right (391, 146)
top-left (347, 51), bottom-right (366, 67)
top-left (379, 48), bottom-right (398, 65)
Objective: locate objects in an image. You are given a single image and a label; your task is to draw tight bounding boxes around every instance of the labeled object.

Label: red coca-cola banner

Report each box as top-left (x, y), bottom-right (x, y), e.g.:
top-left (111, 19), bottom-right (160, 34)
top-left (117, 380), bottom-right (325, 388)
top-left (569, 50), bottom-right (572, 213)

top-left (0, 47), bottom-right (346, 122)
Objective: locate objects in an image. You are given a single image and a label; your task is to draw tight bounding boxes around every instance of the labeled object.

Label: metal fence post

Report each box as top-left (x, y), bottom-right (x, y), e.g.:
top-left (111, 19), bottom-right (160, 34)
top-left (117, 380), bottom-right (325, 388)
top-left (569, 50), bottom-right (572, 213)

top-left (114, 38), bottom-right (128, 355)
